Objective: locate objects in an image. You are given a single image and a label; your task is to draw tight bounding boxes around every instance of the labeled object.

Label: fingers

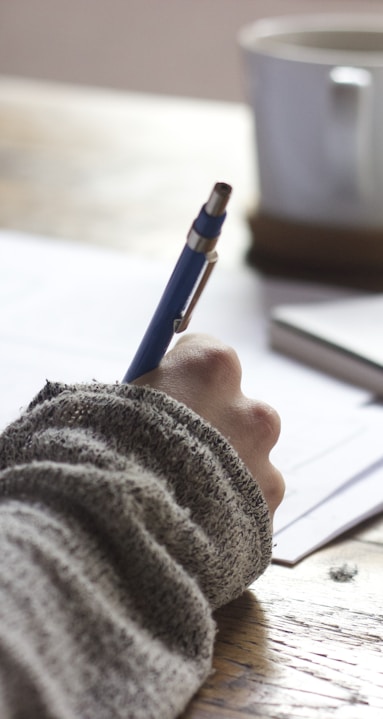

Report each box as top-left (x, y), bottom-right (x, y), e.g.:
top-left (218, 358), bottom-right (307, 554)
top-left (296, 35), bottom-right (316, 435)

top-left (132, 333), bottom-right (285, 516)
top-left (218, 396), bottom-right (285, 519)
top-left (254, 461), bottom-right (285, 519)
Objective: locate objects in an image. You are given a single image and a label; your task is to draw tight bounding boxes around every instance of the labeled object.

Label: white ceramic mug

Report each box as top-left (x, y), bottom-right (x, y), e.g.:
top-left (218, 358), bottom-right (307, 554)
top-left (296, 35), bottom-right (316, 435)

top-left (239, 15), bottom-right (383, 228)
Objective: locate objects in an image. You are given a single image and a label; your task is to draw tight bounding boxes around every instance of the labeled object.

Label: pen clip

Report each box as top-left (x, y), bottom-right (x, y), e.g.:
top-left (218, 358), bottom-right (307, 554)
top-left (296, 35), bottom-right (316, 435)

top-left (174, 250), bottom-right (218, 333)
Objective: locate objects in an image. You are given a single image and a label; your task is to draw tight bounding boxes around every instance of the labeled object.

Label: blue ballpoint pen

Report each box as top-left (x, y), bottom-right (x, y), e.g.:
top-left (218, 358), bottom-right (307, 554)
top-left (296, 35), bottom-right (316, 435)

top-left (122, 181), bottom-right (232, 383)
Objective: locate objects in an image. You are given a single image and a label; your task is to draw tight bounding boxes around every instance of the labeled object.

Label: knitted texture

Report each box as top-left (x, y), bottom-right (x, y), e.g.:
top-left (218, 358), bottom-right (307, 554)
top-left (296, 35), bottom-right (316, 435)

top-left (0, 381), bottom-right (272, 719)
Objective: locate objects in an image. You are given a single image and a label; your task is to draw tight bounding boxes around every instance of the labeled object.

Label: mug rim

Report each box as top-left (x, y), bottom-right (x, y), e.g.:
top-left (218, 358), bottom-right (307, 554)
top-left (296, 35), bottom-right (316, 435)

top-left (239, 14), bottom-right (383, 64)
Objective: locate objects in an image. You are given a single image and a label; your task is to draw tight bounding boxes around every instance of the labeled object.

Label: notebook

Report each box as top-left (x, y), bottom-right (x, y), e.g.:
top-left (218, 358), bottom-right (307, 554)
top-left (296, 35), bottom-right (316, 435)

top-left (269, 294), bottom-right (383, 396)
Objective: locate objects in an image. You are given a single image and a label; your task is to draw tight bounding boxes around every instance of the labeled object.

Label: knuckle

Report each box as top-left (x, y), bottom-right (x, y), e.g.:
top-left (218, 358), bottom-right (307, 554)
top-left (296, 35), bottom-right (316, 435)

top-left (246, 401), bottom-right (281, 448)
top-left (180, 339), bottom-right (242, 389)
top-left (202, 344), bottom-right (242, 385)
top-left (266, 466), bottom-right (286, 512)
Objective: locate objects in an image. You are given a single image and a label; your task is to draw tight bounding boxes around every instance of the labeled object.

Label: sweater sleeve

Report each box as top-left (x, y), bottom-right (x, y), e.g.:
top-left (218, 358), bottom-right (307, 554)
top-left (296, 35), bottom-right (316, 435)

top-left (0, 381), bottom-right (272, 719)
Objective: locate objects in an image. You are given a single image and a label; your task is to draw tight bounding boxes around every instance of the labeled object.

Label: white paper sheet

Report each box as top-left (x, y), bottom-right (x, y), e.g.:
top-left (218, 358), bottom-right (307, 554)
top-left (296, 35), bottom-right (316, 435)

top-left (273, 459), bottom-right (383, 564)
top-left (1, 229), bottom-right (382, 564)
top-left (271, 405), bottom-right (383, 534)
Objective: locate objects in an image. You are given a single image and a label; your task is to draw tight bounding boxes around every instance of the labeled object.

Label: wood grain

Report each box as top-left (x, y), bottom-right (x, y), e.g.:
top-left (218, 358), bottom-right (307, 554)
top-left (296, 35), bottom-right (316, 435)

top-left (183, 516), bottom-right (383, 718)
top-left (0, 76), bottom-right (252, 267)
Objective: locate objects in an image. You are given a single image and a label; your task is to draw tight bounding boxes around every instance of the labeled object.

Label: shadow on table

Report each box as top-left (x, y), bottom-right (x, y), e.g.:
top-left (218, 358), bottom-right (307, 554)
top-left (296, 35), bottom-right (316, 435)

top-left (182, 589), bottom-right (275, 717)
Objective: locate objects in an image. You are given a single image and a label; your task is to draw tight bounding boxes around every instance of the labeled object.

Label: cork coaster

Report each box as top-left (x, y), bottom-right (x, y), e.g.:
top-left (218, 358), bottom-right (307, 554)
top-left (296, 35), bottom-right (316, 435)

top-left (247, 211), bottom-right (383, 290)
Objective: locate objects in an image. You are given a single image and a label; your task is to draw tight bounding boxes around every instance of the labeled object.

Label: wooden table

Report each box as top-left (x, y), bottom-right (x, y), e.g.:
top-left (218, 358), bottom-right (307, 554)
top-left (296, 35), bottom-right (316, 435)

top-left (1, 76), bottom-right (382, 719)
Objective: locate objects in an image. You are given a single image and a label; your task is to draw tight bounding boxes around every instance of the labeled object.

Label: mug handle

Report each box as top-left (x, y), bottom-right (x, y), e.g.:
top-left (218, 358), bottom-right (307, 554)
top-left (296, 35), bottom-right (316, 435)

top-left (328, 66), bottom-right (372, 199)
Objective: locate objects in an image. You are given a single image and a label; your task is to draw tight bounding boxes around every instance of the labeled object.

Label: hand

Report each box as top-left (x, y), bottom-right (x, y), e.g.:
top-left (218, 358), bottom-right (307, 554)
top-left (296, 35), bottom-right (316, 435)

top-left (132, 334), bottom-right (285, 520)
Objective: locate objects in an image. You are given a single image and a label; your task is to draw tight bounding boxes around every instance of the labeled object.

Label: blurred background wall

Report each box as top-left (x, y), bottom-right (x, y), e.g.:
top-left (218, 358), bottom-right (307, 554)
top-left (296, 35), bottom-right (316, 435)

top-left (1, 0), bottom-right (383, 102)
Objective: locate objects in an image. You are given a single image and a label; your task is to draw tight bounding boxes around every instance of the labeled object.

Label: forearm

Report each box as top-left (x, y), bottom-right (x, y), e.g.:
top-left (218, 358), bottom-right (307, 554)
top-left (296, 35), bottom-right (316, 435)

top-left (0, 381), bottom-right (272, 718)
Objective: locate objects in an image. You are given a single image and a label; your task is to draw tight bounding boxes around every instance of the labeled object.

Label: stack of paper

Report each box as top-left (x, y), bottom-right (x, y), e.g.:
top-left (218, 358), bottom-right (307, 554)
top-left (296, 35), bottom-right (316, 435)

top-left (268, 292), bottom-right (383, 562)
top-left (271, 405), bottom-right (383, 563)
top-left (1, 229), bottom-right (382, 564)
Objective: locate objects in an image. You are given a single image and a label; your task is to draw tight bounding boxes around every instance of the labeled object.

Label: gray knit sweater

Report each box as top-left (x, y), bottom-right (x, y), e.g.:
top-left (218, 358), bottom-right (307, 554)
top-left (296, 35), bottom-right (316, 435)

top-left (0, 381), bottom-right (272, 719)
